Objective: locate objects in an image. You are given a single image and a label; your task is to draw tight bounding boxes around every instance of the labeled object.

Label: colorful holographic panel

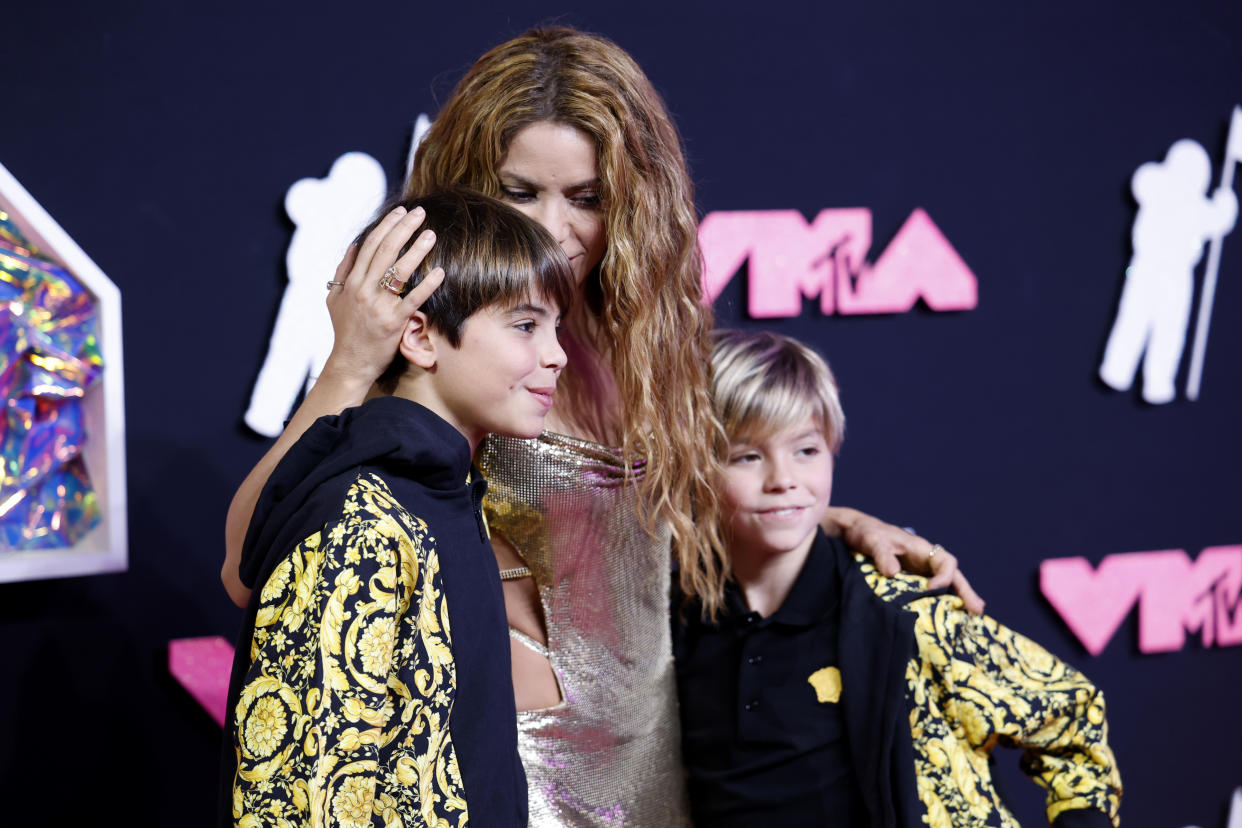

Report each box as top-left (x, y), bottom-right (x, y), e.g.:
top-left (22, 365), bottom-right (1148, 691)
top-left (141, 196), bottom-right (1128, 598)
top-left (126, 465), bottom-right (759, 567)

top-left (0, 209), bottom-right (36, 255)
top-left (0, 232), bottom-right (102, 551)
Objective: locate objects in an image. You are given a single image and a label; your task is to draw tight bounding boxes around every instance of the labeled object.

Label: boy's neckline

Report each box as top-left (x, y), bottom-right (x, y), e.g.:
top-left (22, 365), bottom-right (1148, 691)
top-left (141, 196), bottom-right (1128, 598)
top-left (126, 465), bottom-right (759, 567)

top-left (733, 529), bottom-right (819, 618)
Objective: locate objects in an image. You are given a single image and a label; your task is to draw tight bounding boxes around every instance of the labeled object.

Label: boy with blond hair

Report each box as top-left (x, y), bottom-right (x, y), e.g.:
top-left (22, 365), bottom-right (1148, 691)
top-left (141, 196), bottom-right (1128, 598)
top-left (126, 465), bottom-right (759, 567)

top-left (673, 329), bottom-right (1121, 827)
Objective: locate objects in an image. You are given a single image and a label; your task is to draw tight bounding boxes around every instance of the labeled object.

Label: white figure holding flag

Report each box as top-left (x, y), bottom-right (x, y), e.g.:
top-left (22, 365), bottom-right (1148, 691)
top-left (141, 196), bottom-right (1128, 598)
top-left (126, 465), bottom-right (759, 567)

top-left (1186, 105), bottom-right (1242, 399)
top-left (1099, 112), bottom-right (1240, 404)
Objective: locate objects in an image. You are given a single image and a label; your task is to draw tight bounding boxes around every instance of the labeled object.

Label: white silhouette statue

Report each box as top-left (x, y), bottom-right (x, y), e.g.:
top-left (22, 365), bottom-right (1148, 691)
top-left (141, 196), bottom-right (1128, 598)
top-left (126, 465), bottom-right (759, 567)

top-left (1099, 138), bottom-right (1238, 404)
top-left (245, 116), bottom-right (434, 436)
top-left (243, 152), bottom-right (388, 436)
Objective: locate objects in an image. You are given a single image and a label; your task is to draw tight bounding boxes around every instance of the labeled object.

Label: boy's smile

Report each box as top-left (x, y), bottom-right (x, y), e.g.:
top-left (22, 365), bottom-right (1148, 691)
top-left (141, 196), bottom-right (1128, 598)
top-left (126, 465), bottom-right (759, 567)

top-left (723, 418), bottom-right (834, 562)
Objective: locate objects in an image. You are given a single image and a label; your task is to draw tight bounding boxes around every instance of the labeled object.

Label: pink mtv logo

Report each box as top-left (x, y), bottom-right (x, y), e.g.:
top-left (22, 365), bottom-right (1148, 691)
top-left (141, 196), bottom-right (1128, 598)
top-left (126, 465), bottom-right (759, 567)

top-left (699, 208), bottom-right (978, 316)
top-left (1040, 546), bottom-right (1242, 656)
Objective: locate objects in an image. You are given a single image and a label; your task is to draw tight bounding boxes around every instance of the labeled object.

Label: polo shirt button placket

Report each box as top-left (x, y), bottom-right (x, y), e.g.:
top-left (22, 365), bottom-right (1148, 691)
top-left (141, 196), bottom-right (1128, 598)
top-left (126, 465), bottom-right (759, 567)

top-left (738, 614), bottom-right (764, 730)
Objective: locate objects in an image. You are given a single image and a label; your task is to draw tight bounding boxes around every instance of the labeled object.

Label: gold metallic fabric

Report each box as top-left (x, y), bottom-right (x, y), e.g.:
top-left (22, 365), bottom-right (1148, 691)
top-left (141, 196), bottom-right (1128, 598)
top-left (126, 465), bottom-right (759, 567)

top-left (479, 432), bottom-right (691, 827)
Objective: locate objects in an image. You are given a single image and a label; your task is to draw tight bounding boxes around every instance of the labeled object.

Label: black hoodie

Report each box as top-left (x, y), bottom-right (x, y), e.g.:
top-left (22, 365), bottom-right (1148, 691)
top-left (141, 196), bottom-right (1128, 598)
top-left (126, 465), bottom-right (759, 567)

top-left (221, 395), bottom-right (525, 826)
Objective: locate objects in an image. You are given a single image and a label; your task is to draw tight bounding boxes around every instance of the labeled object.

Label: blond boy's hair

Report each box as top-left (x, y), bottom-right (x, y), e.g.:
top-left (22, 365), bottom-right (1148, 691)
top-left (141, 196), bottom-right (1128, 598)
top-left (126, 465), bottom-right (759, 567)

top-left (709, 330), bottom-right (845, 453)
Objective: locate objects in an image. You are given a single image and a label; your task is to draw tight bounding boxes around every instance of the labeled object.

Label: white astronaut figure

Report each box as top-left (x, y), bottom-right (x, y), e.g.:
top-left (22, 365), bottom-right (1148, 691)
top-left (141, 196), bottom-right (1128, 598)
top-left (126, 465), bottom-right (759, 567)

top-left (243, 152), bottom-right (387, 436)
top-left (1099, 139), bottom-right (1238, 404)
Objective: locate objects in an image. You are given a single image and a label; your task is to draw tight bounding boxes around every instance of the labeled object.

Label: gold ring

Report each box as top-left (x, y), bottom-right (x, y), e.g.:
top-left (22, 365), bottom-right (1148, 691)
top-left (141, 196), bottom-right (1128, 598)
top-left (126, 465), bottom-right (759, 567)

top-left (378, 267), bottom-right (404, 295)
top-left (929, 543), bottom-right (945, 562)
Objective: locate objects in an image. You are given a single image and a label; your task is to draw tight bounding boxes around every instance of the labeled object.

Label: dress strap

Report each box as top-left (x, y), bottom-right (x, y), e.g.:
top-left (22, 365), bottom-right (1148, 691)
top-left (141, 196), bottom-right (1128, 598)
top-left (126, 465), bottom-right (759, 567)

top-left (509, 626), bottom-right (551, 658)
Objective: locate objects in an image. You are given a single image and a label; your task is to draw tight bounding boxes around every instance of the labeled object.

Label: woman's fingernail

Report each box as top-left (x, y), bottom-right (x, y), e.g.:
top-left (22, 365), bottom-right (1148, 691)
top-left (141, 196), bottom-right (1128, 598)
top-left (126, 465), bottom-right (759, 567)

top-left (394, 206), bottom-right (407, 215)
top-left (412, 206), bottom-right (424, 216)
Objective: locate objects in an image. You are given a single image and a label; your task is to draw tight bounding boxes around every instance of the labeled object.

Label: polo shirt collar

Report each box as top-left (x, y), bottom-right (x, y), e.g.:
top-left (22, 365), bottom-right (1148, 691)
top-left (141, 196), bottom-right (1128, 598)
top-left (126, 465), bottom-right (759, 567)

top-left (724, 530), bottom-right (842, 628)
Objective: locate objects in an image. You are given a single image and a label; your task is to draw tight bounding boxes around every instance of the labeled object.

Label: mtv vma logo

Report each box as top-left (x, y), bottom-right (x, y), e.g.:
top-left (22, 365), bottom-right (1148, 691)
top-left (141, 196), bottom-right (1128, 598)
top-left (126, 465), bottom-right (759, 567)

top-left (244, 117), bottom-right (975, 435)
top-left (699, 208), bottom-right (977, 317)
top-left (1041, 545), bottom-right (1242, 656)
top-left (1099, 105), bottom-right (1242, 404)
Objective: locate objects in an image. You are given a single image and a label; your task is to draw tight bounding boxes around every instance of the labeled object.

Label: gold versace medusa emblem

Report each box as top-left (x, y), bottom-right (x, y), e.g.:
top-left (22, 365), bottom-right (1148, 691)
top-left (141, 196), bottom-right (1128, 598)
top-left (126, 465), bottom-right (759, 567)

top-left (808, 666), bottom-right (842, 703)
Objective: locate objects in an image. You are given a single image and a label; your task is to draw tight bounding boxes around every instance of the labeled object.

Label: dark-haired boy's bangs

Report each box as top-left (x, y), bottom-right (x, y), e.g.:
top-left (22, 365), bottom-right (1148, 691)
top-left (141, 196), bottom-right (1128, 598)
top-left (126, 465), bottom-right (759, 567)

top-left (483, 216), bottom-right (574, 314)
top-left (456, 230), bottom-right (572, 316)
top-left (530, 249), bottom-right (575, 314)
top-left (371, 188), bottom-right (575, 346)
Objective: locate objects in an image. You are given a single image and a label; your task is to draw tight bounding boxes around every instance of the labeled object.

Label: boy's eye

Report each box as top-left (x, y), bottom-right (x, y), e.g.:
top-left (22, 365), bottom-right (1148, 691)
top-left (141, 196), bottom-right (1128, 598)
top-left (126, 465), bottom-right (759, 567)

top-left (728, 452), bottom-right (760, 465)
top-left (514, 320), bottom-right (537, 333)
top-left (796, 445), bottom-right (820, 457)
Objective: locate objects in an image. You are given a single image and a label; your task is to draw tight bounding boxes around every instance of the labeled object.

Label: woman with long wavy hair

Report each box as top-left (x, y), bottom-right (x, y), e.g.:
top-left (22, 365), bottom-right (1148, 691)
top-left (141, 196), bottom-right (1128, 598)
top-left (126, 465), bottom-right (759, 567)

top-left (223, 26), bottom-right (979, 826)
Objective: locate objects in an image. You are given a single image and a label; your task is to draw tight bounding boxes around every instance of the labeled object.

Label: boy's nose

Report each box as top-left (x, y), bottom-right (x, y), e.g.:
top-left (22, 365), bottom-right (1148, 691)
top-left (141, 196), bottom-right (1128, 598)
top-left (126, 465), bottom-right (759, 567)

top-left (764, 460), bottom-right (796, 491)
top-left (544, 332), bottom-right (568, 371)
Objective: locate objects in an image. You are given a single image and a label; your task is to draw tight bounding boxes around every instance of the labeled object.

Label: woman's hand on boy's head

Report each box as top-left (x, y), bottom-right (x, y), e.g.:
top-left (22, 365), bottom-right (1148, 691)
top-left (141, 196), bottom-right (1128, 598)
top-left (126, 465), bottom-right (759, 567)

top-left (322, 206), bottom-right (445, 390)
top-left (827, 507), bottom-right (986, 614)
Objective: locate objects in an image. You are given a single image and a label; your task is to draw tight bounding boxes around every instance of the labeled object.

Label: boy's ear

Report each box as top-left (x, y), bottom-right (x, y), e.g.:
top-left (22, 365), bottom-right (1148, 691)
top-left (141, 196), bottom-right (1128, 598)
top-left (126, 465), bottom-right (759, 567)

top-left (398, 311), bottom-right (438, 370)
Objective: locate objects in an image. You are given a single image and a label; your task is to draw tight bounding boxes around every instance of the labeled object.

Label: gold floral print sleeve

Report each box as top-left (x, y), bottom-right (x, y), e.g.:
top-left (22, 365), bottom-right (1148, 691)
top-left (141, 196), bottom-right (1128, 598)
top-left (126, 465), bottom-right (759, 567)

top-left (231, 472), bottom-right (467, 828)
top-left (862, 562), bottom-right (1121, 827)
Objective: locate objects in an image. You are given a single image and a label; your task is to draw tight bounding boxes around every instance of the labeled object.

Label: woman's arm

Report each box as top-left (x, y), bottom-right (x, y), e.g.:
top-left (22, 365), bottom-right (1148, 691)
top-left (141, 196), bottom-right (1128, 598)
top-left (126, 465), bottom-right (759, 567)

top-left (821, 506), bottom-right (985, 613)
top-left (222, 206), bottom-right (444, 607)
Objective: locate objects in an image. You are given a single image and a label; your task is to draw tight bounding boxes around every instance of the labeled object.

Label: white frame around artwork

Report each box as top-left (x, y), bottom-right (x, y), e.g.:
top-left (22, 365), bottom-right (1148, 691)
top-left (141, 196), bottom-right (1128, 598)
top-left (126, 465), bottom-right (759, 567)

top-left (0, 160), bottom-right (127, 582)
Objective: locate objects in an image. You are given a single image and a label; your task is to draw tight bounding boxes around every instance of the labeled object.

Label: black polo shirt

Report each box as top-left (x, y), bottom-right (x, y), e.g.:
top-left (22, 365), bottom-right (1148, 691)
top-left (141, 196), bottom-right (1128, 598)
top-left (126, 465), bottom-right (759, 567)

top-left (673, 536), bottom-right (866, 826)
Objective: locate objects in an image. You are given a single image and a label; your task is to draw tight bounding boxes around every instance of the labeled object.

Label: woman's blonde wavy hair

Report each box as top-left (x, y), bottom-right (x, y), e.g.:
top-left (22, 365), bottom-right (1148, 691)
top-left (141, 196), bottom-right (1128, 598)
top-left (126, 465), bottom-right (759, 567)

top-left (407, 26), bottom-right (730, 616)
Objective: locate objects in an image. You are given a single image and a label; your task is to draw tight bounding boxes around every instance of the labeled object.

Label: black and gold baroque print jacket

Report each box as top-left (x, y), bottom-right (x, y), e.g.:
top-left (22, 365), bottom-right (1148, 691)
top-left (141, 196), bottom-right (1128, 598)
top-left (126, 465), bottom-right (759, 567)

top-left (676, 532), bottom-right (1120, 828)
top-left (839, 533), bottom-right (1121, 828)
top-left (221, 396), bottom-right (525, 828)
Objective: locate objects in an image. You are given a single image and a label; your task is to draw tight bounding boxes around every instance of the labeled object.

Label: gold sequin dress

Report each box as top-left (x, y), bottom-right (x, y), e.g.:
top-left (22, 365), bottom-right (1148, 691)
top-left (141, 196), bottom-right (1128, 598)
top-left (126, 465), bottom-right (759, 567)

top-left (478, 432), bottom-right (692, 827)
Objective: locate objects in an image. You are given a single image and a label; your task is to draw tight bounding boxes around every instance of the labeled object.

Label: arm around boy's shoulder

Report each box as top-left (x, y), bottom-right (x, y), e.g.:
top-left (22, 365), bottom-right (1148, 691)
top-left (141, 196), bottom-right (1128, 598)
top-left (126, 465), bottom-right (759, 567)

top-left (240, 397), bottom-right (448, 590)
top-left (238, 407), bottom-right (355, 590)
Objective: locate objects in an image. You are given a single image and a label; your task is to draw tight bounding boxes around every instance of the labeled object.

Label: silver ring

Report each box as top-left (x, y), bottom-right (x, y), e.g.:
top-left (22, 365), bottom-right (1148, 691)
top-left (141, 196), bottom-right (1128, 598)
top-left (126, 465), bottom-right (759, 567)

top-left (325, 280), bottom-right (345, 290)
top-left (929, 543), bottom-right (945, 562)
top-left (378, 266), bottom-right (404, 295)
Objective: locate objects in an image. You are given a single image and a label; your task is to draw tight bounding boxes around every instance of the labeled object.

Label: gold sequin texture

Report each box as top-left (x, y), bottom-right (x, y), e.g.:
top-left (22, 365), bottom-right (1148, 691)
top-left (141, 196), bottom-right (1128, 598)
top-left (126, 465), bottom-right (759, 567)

top-left (479, 433), bottom-right (691, 827)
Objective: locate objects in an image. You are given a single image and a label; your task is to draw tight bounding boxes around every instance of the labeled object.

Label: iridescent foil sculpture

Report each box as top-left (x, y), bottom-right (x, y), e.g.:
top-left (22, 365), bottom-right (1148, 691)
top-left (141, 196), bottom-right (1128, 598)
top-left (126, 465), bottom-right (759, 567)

top-left (0, 210), bottom-right (102, 551)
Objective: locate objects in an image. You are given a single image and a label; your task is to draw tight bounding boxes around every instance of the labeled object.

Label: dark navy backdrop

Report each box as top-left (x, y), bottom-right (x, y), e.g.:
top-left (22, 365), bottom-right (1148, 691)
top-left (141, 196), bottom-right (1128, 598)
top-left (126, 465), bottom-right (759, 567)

top-left (4, 2), bottom-right (1240, 825)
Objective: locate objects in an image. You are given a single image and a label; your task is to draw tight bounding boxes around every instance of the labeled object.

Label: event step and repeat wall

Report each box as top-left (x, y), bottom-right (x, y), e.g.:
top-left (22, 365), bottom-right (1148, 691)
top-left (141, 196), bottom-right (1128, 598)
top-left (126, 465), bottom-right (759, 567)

top-left (4, 3), bottom-right (1240, 825)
